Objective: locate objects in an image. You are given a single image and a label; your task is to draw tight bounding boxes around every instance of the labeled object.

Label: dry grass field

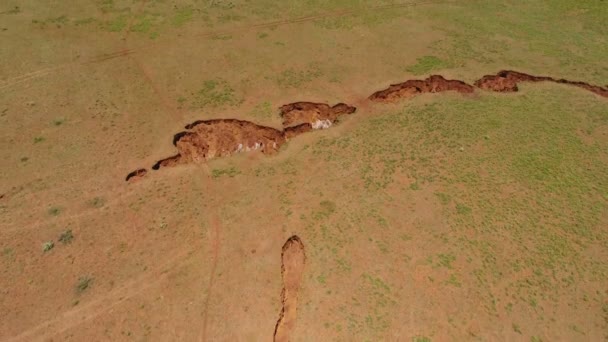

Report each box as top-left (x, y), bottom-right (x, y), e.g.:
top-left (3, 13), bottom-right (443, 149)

top-left (1, 0), bottom-right (607, 341)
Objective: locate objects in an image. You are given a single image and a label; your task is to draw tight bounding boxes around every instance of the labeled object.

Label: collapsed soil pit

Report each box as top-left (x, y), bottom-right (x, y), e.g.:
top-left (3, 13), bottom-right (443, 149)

top-left (475, 70), bottom-right (608, 98)
top-left (152, 119), bottom-right (288, 171)
top-left (125, 168), bottom-right (148, 182)
top-left (279, 102), bottom-right (356, 129)
top-left (142, 102), bottom-right (357, 175)
top-left (369, 75), bottom-right (475, 102)
top-left (274, 235), bottom-right (306, 342)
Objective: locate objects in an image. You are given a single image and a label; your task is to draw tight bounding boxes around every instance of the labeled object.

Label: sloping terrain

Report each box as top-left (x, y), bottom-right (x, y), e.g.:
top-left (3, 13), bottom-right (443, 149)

top-left (1, 0), bottom-right (607, 341)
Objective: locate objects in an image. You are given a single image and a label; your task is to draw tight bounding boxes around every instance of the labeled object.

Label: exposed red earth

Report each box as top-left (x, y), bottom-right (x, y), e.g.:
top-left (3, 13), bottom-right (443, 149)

top-left (475, 70), bottom-right (608, 98)
top-left (127, 71), bottom-right (606, 181)
top-left (274, 236), bottom-right (306, 342)
top-left (368, 74), bottom-right (474, 102)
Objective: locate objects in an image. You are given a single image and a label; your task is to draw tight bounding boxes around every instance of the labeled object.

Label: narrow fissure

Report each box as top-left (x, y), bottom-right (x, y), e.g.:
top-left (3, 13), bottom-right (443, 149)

top-left (274, 236), bottom-right (306, 342)
top-left (126, 71), bottom-right (606, 181)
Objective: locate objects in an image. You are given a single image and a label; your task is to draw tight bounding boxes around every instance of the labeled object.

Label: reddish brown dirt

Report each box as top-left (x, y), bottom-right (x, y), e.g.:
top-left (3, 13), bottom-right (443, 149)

top-left (274, 236), bottom-right (306, 342)
top-left (158, 119), bottom-right (286, 168)
top-left (369, 75), bottom-right (475, 102)
top-left (152, 154), bottom-right (183, 170)
top-left (125, 168), bottom-right (147, 182)
top-left (283, 123), bottom-right (313, 139)
top-left (279, 102), bottom-right (356, 128)
top-left (475, 70), bottom-right (608, 97)
top-left (129, 70), bottom-right (607, 180)
top-left (130, 102), bottom-right (357, 177)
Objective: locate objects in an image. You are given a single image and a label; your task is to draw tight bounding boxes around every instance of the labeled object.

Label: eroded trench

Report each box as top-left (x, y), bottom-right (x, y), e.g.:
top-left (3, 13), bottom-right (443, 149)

top-left (274, 235), bottom-right (306, 342)
top-left (127, 102), bottom-right (357, 181)
top-left (126, 71), bottom-right (607, 181)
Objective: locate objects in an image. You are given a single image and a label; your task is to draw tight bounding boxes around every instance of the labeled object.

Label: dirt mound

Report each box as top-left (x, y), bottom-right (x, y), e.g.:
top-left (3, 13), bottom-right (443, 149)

top-left (475, 70), bottom-right (608, 97)
top-left (369, 75), bottom-right (475, 102)
top-left (151, 119), bottom-right (286, 171)
top-left (125, 168), bottom-right (147, 182)
top-left (274, 235), bottom-right (306, 342)
top-left (279, 102), bottom-right (356, 128)
top-left (136, 102), bottom-right (356, 176)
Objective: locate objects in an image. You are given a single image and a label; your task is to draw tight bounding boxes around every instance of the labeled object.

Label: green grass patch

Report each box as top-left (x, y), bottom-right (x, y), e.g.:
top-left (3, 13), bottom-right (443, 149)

top-left (105, 15), bottom-right (127, 32)
top-left (58, 230), bottom-right (74, 244)
top-left (172, 6), bottom-right (194, 27)
top-left (406, 56), bottom-right (449, 75)
top-left (76, 276), bottom-right (93, 293)
top-left (189, 79), bottom-right (242, 108)
top-left (48, 207), bottom-right (61, 216)
top-left (212, 167), bottom-right (240, 178)
top-left (275, 65), bottom-right (322, 88)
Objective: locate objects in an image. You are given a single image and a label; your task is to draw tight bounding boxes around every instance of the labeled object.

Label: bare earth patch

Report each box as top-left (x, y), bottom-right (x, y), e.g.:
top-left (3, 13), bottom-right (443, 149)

top-left (274, 236), bottom-right (306, 342)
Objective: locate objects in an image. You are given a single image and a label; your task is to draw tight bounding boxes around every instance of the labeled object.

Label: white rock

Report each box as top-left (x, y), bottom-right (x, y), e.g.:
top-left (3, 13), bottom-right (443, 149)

top-left (312, 119), bottom-right (332, 130)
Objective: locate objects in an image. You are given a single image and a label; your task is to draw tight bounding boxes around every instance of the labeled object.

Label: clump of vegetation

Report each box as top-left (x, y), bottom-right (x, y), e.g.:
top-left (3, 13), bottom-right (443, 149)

top-left (42, 241), bottom-right (54, 252)
top-left (48, 207), bottom-right (61, 216)
top-left (212, 166), bottom-right (240, 178)
top-left (275, 65), bottom-right (322, 88)
top-left (33, 137), bottom-right (45, 144)
top-left (76, 276), bottom-right (93, 293)
top-left (406, 56), bottom-right (449, 75)
top-left (413, 336), bottom-right (431, 342)
top-left (52, 118), bottom-right (65, 126)
top-left (89, 197), bottom-right (105, 208)
top-left (313, 200), bottom-right (337, 220)
top-left (58, 230), bottom-right (74, 244)
top-left (172, 6), bottom-right (194, 27)
top-left (6, 6), bottom-right (20, 14)
top-left (455, 203), bottom-right (472, 215)
top-left (190, 79), bottom-right (241, 108)
top-left (248, 101), bottom-right (273, 120)
top-left (32, 15), bottom-right (69, 28)
top-left (131, 17), bottom-right (152, 33)
top-left (105, 15), bottom-right (127, 32)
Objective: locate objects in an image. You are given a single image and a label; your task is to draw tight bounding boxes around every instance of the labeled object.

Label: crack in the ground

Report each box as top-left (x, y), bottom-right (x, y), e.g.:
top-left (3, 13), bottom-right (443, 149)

top-left (280, 102), bottom-right (356, 128)
top-left (126, 71), bottom-right (606, 181)
top-left (369, 74), bottom-right (475, 102)
top-left (274, 235), bottom-right (306, 342)
top-left (125, 168), bottom-right (147, 182)
top-left (130, 102), bottom-right (355, 177)
top-left (475, 70), bottom-right (608, 98)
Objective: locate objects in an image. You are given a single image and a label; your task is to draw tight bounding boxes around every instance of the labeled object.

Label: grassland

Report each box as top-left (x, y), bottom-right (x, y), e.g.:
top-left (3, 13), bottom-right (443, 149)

top-left (0, 0), bottom-right (607, 341)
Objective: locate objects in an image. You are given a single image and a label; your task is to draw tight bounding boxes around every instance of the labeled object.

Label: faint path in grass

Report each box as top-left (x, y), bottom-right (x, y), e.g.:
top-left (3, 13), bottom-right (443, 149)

top-left (0, 0), bottom-right (458, 92)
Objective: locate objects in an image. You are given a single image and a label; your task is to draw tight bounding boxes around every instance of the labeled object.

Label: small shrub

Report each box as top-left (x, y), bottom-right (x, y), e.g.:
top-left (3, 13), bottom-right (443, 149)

top-left (172, 6), bottom-right (194, 27)
top-left (48, 207), bottom-right (61, 216)
top-left (456, 203), bottom-right (472, 215)
top-left (89, 197), bottom-right (105, 208)
top-left (58, 230), bottom-right (74, 244)
top-left (52, 118), bottom-right (65, 126)
top-left (42, 241), bottom-right (54, 252)
top-left (76, 276), bottom-right (93, 293)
